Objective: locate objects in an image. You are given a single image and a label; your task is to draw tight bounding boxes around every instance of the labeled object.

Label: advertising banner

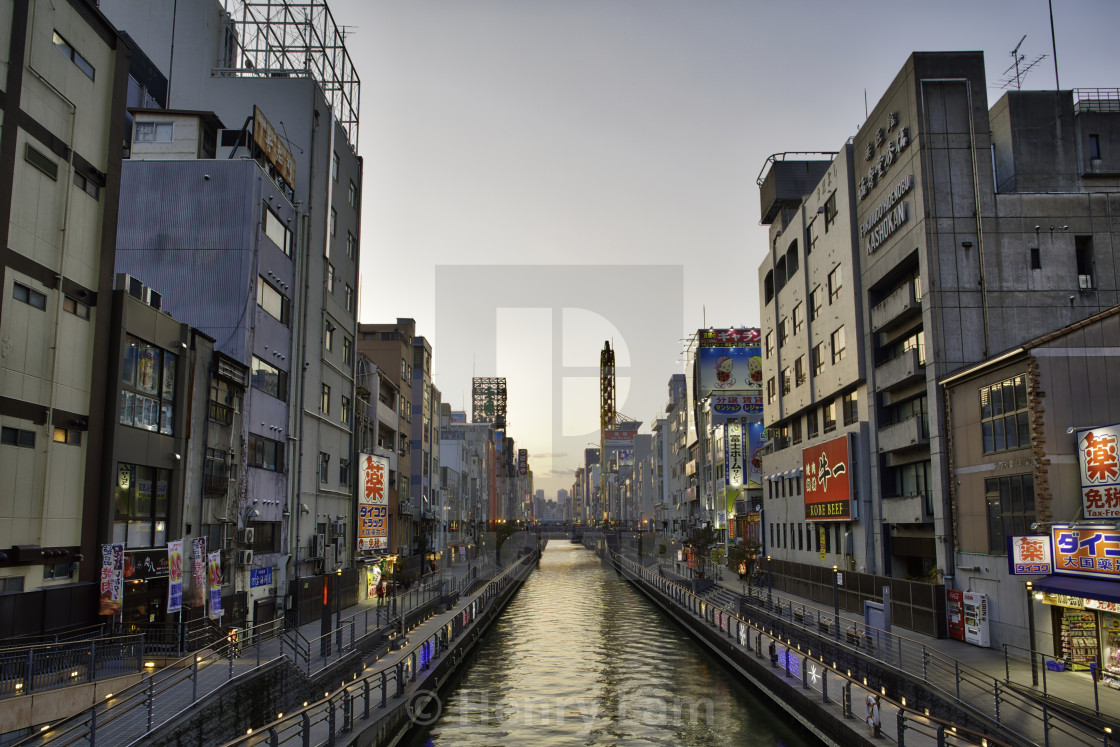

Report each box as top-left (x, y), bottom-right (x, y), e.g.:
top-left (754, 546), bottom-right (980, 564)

top-left (207, 552), bottom-right (223, 620)
top-left (167, 540), bottom-right (183, 613)
top-left (250, 567), bottom-right (273, 588)
top-left (803, 434), bottom-right (853, 521)
top-left (358, 452), bottom-right (390, 551)
top-left (1051, 524), bottom-right (1120, 580)
top-left (604, 429), bottom-right (637, 448)
top-left (190, 538), bottom-right (207, 607)
top-left (1006, 535), bottom-right (1053, 575)
top-left (1076, 424), bottom-right (1120, 519)
top-left (748, 421), bottom-right (764, 488)
top-left (709, 394), bottom-right (764, 422)
top-left (696, 328), bottom-right (762, 399)
top-left (98, 544), bottom-right (124, 616)
top-left (518, 449), bottom-right (528, 475)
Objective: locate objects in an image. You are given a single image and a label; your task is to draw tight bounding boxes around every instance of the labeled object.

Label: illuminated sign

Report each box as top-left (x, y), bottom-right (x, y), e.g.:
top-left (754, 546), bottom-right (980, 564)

top-left (1077, 424), bottom-right (1120, 519)
top-left (1052, 524), bottom-right (1120, 579)
top-left (803, 434), bottom-right (852, 521)
top-left (358, 453), bottom-right (390, 551)
top-left (1007, 535), bottom-right (1053, 575)
top-left (696, 329), bottom-right (762, 398)
top-left (518, 449), bottom-right (528, 475)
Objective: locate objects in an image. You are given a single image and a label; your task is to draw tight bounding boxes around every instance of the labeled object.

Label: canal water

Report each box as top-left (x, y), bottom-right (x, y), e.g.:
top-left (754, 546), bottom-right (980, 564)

top-left (406, 543), bottom-right (814, 746)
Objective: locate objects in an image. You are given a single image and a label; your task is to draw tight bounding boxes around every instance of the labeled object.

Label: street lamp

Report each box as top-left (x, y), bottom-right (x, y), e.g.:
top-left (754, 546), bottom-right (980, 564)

top-left (832, 564), bottom-right (840, 640)
top-left (766, 555), bottom-right (772, 606)
top-left (1026, 581), bottom-right (1040, 686)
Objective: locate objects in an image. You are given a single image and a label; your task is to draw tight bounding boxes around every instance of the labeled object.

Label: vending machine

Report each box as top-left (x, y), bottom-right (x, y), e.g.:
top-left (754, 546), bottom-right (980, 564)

top-left (946, 589), bottom-right (965, 642)
top-left (963, 592), bottom-right (990, 647)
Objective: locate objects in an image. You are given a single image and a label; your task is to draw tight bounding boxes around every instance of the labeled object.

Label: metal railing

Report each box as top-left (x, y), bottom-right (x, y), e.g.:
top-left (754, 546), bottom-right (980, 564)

top-left (621, 553), bottom-right (1110, 747)
top-left (1001, 642), bottom-right (1114, 720)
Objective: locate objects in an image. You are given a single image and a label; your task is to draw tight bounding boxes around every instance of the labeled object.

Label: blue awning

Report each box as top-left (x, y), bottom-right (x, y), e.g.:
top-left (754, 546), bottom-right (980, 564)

top-left (1032, 575), bottom-right (1120, 605)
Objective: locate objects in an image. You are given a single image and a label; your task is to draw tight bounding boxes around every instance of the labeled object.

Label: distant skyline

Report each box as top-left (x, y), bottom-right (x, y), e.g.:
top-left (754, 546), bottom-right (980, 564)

top-left (335, 0), bottom-right (1119, 496)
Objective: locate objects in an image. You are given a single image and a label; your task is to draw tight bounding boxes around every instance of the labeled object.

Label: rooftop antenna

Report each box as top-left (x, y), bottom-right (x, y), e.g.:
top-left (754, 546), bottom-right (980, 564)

top-left (996, 35), bottom-right (1046, 90)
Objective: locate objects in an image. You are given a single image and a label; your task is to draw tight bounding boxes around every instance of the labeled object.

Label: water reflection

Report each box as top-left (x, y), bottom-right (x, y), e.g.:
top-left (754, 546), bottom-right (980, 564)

top-left (408, 543), bottom-right (812, 746)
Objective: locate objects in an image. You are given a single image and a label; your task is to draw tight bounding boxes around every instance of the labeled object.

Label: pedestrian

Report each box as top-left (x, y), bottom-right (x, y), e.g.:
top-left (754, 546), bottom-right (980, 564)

top-left (865, 694), bottom-right (881, 737)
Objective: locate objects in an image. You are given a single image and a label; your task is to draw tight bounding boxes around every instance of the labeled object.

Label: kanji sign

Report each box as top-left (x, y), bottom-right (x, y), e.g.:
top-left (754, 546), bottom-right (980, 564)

top-left (803, 434), bottom-right (853, 521)
top-left (358, 453), bottom-right (390, 551)
top-left (1051, 523), bottom-right (1120, 579)
top-left (1077, 424), bottom-right (1120, 519)
top-left (1007, 535), bottom-right (1053, 575)
top-left (725, 421), bottom-right (745, 488)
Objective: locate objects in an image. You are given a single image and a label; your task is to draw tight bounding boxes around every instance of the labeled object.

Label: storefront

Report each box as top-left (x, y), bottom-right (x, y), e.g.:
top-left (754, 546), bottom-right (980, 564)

top-left (1034, 576), bottom-right (1120, 689)
top-left (121, 548), bottom-right (170, 625)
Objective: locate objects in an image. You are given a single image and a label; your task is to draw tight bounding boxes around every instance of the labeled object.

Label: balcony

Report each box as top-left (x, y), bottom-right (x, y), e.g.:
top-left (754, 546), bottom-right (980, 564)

top-left (871, 280), bottom-right (921, 334)
top-left (880, 492), bottom-right (933, 524)
top-left (208, 401), bottom-right (234, 425)
top-left (875, 347), bottom-right (924, 392)
top-left (877, 415), bottom-right (929, 454)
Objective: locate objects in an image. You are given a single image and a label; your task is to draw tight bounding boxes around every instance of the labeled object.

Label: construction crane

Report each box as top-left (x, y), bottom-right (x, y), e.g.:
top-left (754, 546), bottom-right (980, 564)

top-left (600, 341), bottom-right (614, 527)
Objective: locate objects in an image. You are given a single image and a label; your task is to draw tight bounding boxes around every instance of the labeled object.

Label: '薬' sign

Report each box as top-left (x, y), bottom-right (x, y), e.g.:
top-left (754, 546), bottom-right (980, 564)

top-left (358, 453), bottom-right (389, 551)
top-left (1007, 535), bottom-right (1054, 575)
top-left (1077, 424), bottom-right (1120, 519)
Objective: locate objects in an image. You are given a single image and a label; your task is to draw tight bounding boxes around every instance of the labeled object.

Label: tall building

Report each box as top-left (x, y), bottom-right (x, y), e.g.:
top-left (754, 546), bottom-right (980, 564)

top-left (102, 0), bottom-right (362, 625)
top-left (0, 0), bottom-right (129, 631)
top-left (757, 51), bottom-right (1120, 636)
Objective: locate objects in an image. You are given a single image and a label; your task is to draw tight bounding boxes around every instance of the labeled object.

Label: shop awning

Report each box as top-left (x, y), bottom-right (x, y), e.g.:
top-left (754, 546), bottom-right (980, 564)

top-left (1032, 575), bottom-right (1120, 605)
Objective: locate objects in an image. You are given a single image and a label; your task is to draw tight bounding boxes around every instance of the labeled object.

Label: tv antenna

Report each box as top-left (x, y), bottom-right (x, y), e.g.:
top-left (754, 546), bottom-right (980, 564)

top-left (997, 35), bottom-right (1046, 90)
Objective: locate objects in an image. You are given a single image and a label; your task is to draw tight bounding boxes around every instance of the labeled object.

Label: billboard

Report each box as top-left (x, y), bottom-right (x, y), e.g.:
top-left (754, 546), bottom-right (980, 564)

top-left (252, 106), bottom-right (296, 187)
top-left (1007, 535), bottom-right (1054, 575)
top-left (472, 377), bottom-right (507, 427)
top-left (358, 453), bottom-right (390, 551)
top-left (518, 448), bottom-right (528, 475)
top-left (1051, 524), bottom-right (1120, 580)
top-left (747, 421), bottom-right (764, 488)
top-left (709, 393), bottom-right (764, 422)
top-left (604, 429), bottom-right (637, 447)
top-left (696, 328), bottom-right (762, 398)
top-left (803, 434), bottom-right (853, 521)
top-left (1076, 424), bottom-right (1120, 519)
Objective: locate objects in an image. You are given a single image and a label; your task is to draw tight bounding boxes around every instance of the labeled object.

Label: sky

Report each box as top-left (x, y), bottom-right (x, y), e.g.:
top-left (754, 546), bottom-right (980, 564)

top-left (330, 0), bottom-right (1120, 498)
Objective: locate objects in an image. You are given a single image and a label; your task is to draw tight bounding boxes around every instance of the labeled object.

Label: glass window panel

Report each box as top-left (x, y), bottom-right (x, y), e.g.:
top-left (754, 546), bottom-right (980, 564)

top-left (162, 353), bottom-right (176, 401)
top-left (127, 521), bottom-right (151, 548)
top-left (135, 466), bottom-right (154, 517)
top-left (1010, 475), bottom-right (1023, 514)
top-left (1017, 412), bottom-right (1030, 447)
top-left (136, 344), bottom-right (160, 394)
top-left (991, 384), bottom-right (1005, 416)
top-left (155, 471), bottom-right (169, 518)
top-left (160, 402), bottom-right (174, 435)
top-left (153, 521), bottom-right (167, 548)
top-left (120, 390), bottom-right (135, 426)
top-left (980, 387), bottom-right (991, 420)
top-left (122, 336), bottom-right (139, 386)
top-left (1015, 377), bottom-right (1028, 410)
top-left (993, 418), bottom-right (1006, 451)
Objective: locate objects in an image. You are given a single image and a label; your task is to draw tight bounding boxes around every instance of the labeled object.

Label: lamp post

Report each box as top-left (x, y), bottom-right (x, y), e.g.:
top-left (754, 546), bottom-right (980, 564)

top-left (833, 564), bottom-right (840, 639)
top-left (1026, 581), bottom-right (1039, 686)
top-left (767, 555), bottom-right (772, 606)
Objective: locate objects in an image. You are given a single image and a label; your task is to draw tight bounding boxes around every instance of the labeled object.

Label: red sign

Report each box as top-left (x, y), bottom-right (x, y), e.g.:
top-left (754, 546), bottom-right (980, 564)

top-left (358, 453), bottom-right (389, 551)
top-left (803, 434), bottom-right (852, 521)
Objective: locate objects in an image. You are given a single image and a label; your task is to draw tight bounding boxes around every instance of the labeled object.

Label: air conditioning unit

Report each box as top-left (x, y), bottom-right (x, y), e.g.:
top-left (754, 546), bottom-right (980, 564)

top-left (310, 533), bottom-right (326, 558)
top-left (330, 520), bottom-right (346, 536)
top-left (237, 549), bottom-right (254, 565)
top-left (238, 527), bottom-right (255, 545)
top-left (114, 273), bottom-right (144, 299)
top-left (1078, 274), bottom-right (1094, 290)
top-left (143, 286), bottom-right (162, 311)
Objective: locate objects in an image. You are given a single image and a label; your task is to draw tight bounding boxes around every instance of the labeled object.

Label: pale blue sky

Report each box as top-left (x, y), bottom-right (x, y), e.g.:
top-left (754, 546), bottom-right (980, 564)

top-left (334, 0), bottom-right (1119, 496)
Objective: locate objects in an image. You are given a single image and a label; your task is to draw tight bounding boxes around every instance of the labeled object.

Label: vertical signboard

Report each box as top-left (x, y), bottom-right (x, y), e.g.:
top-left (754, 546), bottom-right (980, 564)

top-left (99, 544), bottom-right (124, 615)
top-left (167, 540), bottom-right (183, 613)
top-left (518, 449), bottom-right (528, 475)
top-left (207, 552), bottom-right (223, 620)
top-left (358, 453), bottom-right (390, 551)
top-left (1077, 424), bottom-right (1120, 519)
top-left (191, 538), bottom-right (207, 607)
top-left (803, 434), bottom-right (853, 521)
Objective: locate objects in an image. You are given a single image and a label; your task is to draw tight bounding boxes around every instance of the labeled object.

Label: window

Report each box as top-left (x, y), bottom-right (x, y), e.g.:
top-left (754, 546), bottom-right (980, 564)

top-left (343, 337), bottom-right (353, 366)
top-left (348, 180), bottom-right (357, 209)
top-left (13, 282), bottom-right (47, 310)
top-left (134, 121), bottom-right (172, 143)
top-left (1030, 247), bottom-right (1041, 270)
top-left (339, 458), bottom-right (351, 488)
top-left (843, 390), bottom-right (858, 425)
top-left (778, 317), bottom-right (788, 349)
top-left (263, 206), bottom-right (291, 256)
top-left (332, 151), bottom-right (339, 181)
top-left (251, 356), bottom-right (288, 401)
top-left (209, 378), bottom-right (240, 424)
top-left (823, 400), bottom-right (837, 433)
top-left (764, 271), bottom-right (774, 304)
top-left (792, 303), bottom-right (803, 335)
top-left (885, 461), bottom-right (929, 499)
top-left (120, 336), bottom-right (176, 435)
top-left (248, 434), bottom-right (284, 472)
top-left (203, 447), bottom-right (233, 495)
top-left (73, 171), bottom-right (100, 200)
top-left (257, 276), bottom-right (290, 325)
top-left (320, 452), bottom-right (330, 484)
top-left (53, 31), bottom-right (95, 79)
top-left (780, 366), bottom-right (791, 395)
top-left (330, 208), bottom-right (337, 237)
top-left (1089, 133), bottom-right (1101, 160)
top-left (794, 355), bottom-right (806, 387)
top-left (53, 427), bottom-right (82, 446)
top-left (980, 375), bottom-right (1029, 453)
top-left (792, 418), bottom-right (802, 445)
top-left (823, 191), bottom-right (837, 229)
top-left (811, 342), bottom-right (825, 376)
top-left (347, 231), bottom-right (356, 260)
top-left (828, 265), bottom-right (843, 303)
top-left (321, 383), bottom-right (331, 413)
top-left (113, 463), bottom-right (170, 548)
top-left (251, 523), bottom-right (280, 553)
top-left (986, 474), bottom-right (1036, 554)
top-left (764, 331), bottom-right (774, 359)
top-left (806, 408), bottom-right (818, 440)
top-left (831, 326), bottom-right (846, 364)
top-left (810, 285), bottom-right (823, 321)
top-left (766, 377), bottom-right (776, 405)
top-left (341, 395), bottom-right (352, 426)
top-left (345, 284), bottom-right (354, 313)
top-left (324, 320), bottom-right (335, 352)
top-left (63, 295), bottom-right (90, 319)
top-left (325, 263), bottom-right (335, 294)
top-left (1076, 235), bottom-right (1094, 287)
top-left (786, 242), bottom-right (799, 276)
top-left (1, 427), bottom-right (35, 448)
